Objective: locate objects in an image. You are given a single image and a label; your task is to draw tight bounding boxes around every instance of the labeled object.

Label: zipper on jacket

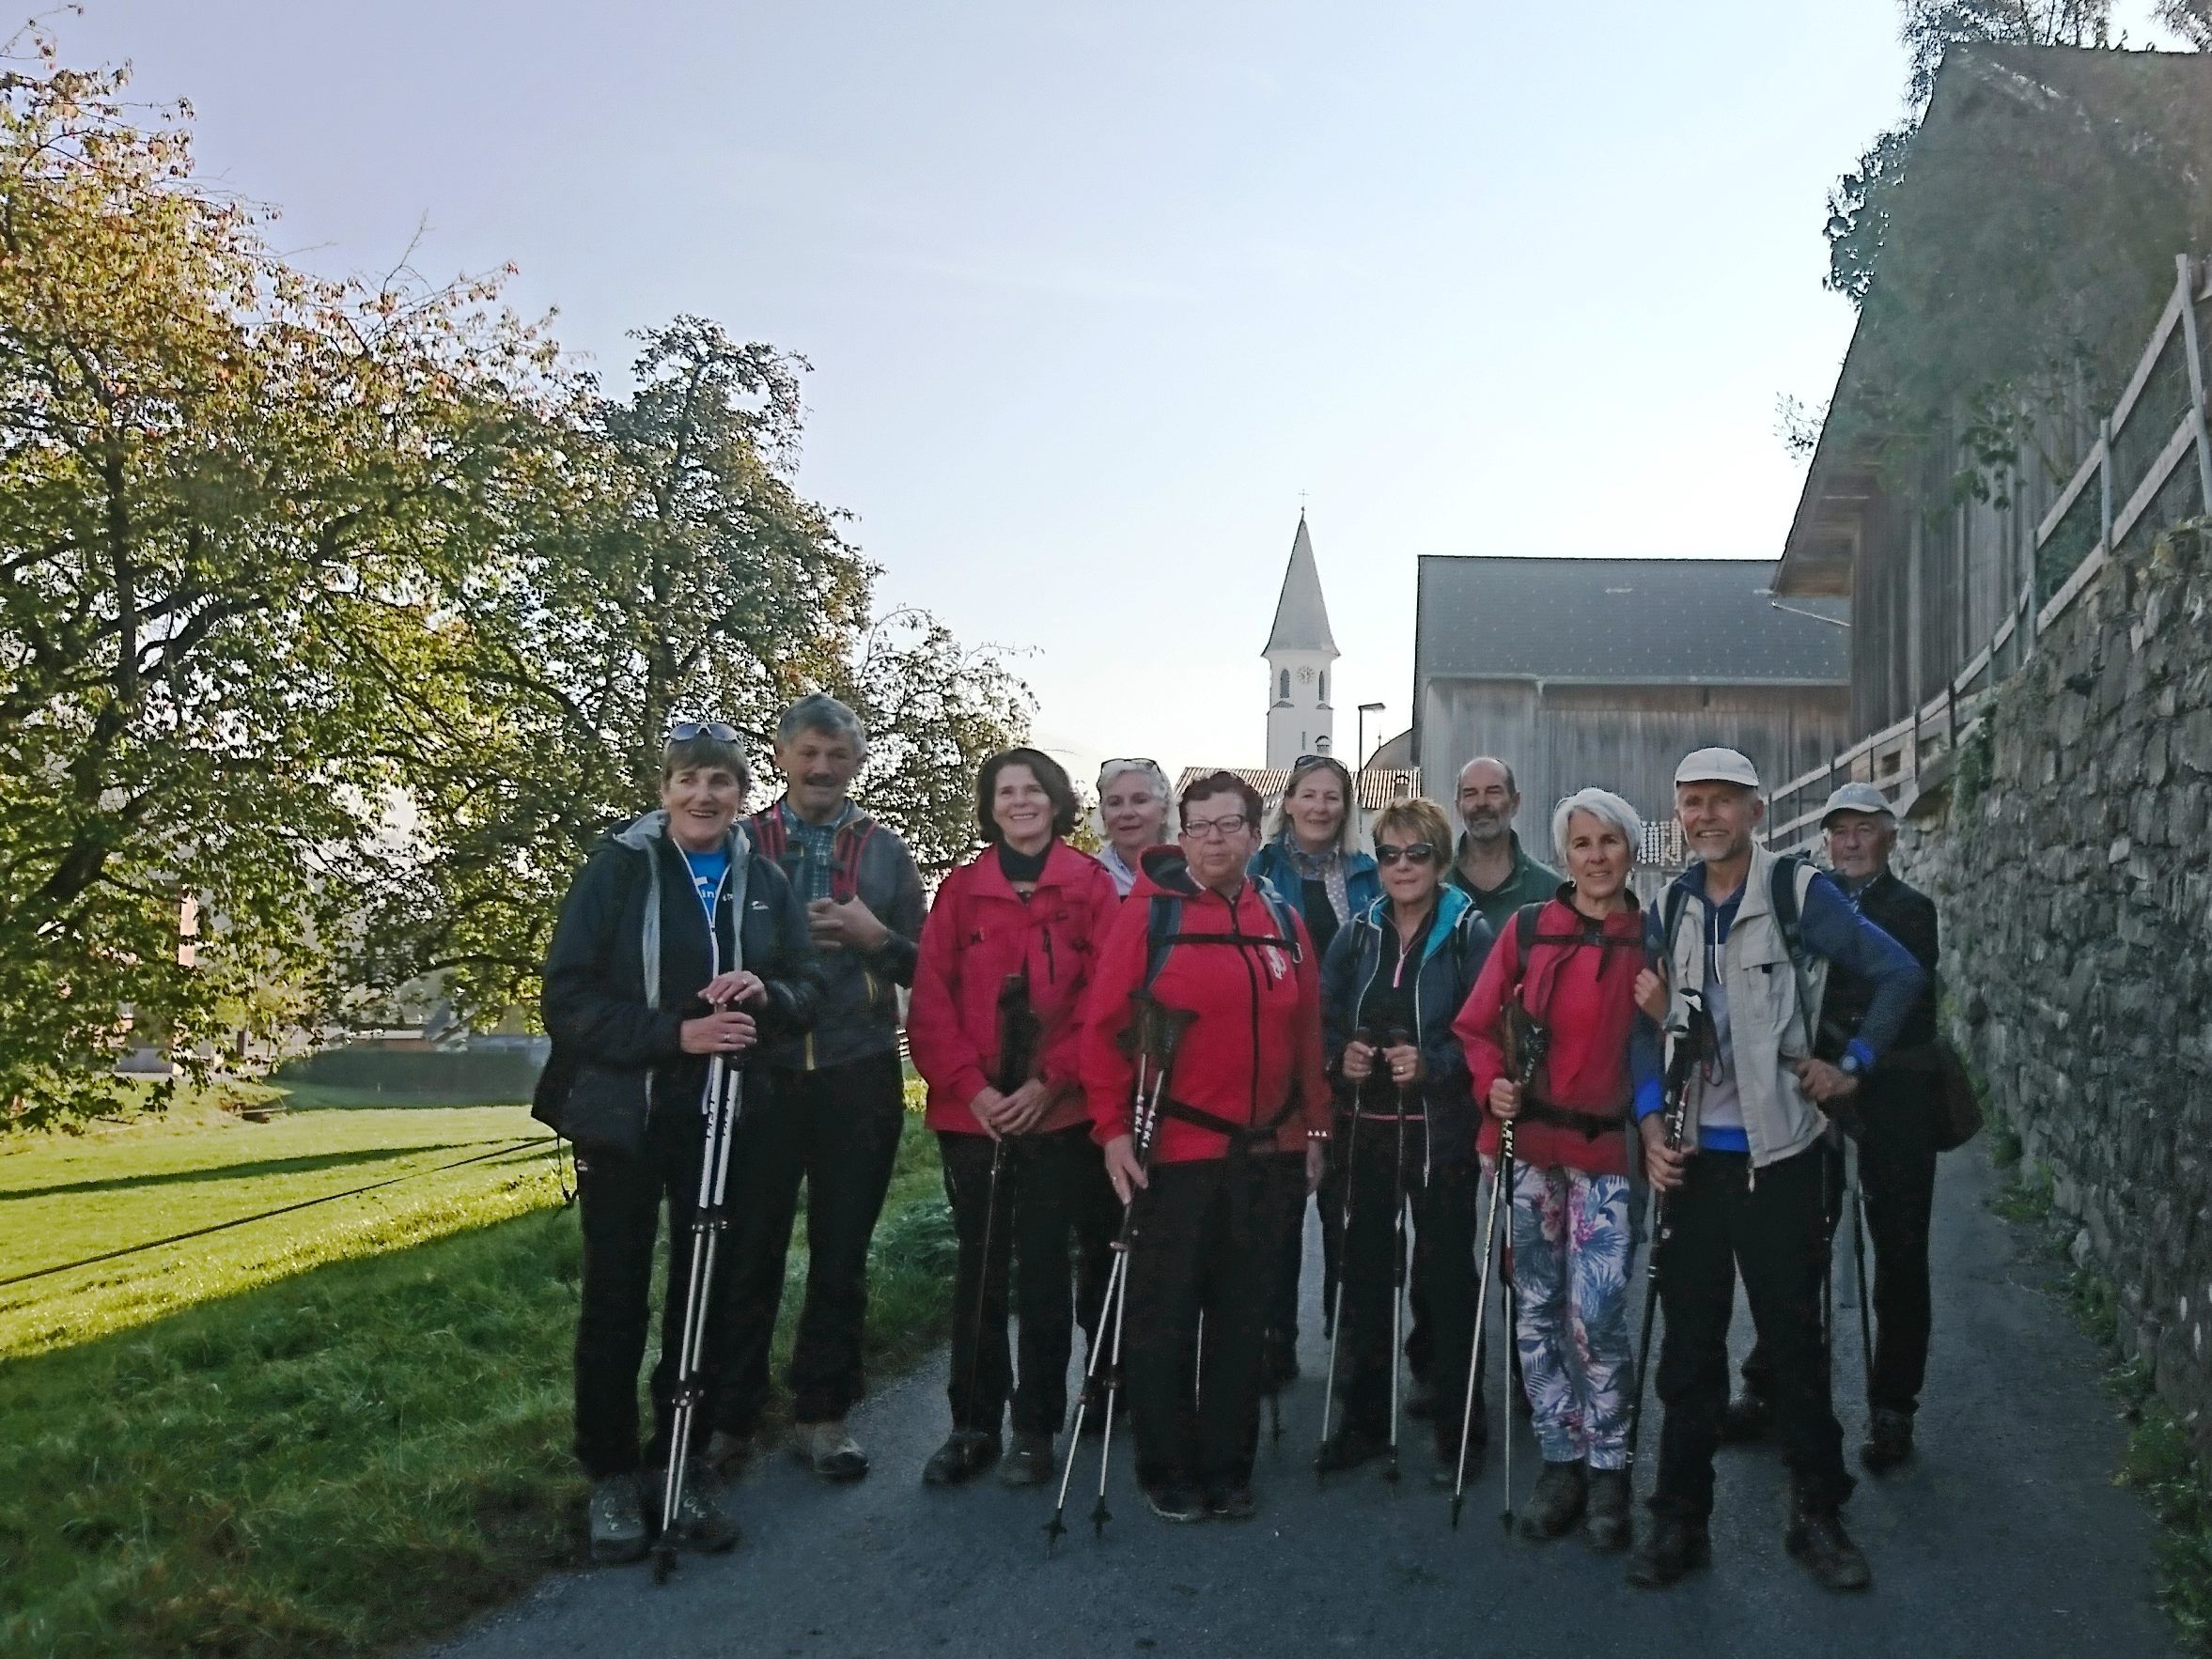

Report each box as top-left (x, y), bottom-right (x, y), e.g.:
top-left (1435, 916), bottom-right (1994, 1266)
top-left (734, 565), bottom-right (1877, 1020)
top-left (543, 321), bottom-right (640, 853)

top-left (1043, 924), bottom-right (1056, 985)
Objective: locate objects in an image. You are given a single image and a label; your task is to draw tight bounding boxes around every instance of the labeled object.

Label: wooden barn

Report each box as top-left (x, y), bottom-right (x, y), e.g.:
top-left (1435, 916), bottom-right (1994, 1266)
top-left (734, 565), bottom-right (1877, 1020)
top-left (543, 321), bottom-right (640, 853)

top-left (1401, 555), bottom-right (1851, 860)
top-left (1773, 45), bottom-right (2212, 737)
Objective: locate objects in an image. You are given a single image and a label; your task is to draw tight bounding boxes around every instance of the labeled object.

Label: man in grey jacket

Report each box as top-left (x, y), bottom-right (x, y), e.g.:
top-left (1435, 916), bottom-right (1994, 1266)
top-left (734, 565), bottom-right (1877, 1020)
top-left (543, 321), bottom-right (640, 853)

top-left (716, 693), bottom-right (928, 1481)
top-left (1629, 749), bottom-right (1925, 1594)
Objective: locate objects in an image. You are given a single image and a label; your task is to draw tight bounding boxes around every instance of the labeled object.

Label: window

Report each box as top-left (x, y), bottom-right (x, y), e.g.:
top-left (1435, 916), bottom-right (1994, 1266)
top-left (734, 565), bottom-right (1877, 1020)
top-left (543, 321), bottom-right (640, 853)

top-left (1278, 669), bottom-right (1289, 702)
top-left (1317, 670), bottom-right (1327, 704)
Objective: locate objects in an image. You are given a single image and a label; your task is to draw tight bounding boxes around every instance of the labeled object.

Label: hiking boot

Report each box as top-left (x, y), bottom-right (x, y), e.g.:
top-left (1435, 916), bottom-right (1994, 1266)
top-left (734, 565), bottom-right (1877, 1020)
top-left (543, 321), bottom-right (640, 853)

top-left (703, 1430), bottom-right (754, 1476)
top-left (1314, 1424), bottom-right (1390, 1475)
top-left (1860, 1408), bottom-right (1914, 1473)
top-left (998, 1430), bottom-right (1056, 1487)
top-left (1142, 1479), bottom-right (1208, 1523)
top-left (1786, 1497), bottom-right (1872, 1591)
top-left (1514, 1460), bottom-right (1588, 1540)
top-left (1204, 1483), bottom-right (1257, 1521)
top-left (586, 1473), bottom-right (647, 1565)
top-left (648, 1466), bottom-right (740, 1554)
top-left (1405, 1372), bottom-right (1437, 1421)
top-left (1626, 1512), bottom-right (1711, 1589)
top-left (921, 1429), bottom-right (1000, 1487)
top-left (1583, 1468), bottom-right (1633, 1553)
top-left (792, 1419), bottom-right (869, 1482)
top-left (1719, 1388), bottom-right (1773, 1444)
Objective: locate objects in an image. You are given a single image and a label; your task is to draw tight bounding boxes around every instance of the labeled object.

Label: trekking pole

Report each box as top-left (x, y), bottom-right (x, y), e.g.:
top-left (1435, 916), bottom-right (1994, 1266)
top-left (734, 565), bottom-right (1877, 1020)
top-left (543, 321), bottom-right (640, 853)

top-left (956, 975), bottom-right (1038, 1459)
top-left (1626, 990), bottom-right (1708, 1472)
top-left (654, 1050), bottom-right (745, 1586)
top-left (1315, 1026), bottom-right (1372, 1484)
top-left (1045, 990), bottom-right (1193, 1550)
top-left (1496, 1007), bottom-right (1547, 1535)
top-left (1850, 1139), bottom-right (1874, 1405)
top-left (1384, 1026), bottom-right (1412, 1487)
top-left (1451, 1119), bottom-right (1506, 1528)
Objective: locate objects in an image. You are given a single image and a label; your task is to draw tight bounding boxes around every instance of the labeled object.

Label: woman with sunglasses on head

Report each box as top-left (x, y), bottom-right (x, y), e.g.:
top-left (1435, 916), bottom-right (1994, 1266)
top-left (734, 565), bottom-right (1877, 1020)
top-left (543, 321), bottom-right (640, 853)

top-left (1315, 797), bottom-right (1495, 1482)
top-left (1248, 752), bottom-right (1380, 1391)
top-left (908, 748), bottom-right (1120, 1490)
top-left (1452, 786), bottom-right (1663, 1553)
top-left (1096, 757), bottom-right (1173, 899)
top-left (535, 721), bottom-right (824, 1567)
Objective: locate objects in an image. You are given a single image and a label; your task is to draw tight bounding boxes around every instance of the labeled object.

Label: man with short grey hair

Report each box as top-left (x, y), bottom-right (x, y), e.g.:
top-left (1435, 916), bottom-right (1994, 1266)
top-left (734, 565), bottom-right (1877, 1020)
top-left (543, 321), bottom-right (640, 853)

top-left (717, 692), bottom-right (927, 1482)
top-left (1448, 756), bottom-right (1560, 934)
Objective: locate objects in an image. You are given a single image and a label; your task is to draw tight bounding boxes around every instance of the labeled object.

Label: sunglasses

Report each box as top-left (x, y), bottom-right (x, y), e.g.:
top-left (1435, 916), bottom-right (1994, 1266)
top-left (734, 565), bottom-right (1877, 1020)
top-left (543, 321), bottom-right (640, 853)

top-left (666, 721), bottom-right (740, 744)
top-left (1375, 841), bottom-right (1438, 866)
top-left (1100, 756), bottom-right (1161, 775)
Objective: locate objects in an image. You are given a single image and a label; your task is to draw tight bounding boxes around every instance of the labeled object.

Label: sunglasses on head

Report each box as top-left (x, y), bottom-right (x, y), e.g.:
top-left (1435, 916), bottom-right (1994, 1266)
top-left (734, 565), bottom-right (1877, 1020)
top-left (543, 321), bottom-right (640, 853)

top-left (1375, 841), bottom-right (1437, 866)
top-left (666, 721), bottom-right (740, 744)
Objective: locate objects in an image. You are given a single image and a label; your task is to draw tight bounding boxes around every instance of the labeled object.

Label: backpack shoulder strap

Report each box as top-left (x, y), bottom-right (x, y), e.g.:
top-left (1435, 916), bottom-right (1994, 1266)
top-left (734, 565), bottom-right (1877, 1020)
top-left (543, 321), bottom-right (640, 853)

top-left (1511, 900), bottom-right (1546, 990)
top-left (1769, 853), bottom-right (1811, 959)
top-left (1661, 883), bottom-right (1690, 961)
top-left (1260, 884), bottom-right (1304, 964)
top-left (1145, 894), bottom-right (1182, 990)
top-left (833, 817), bottom-right (875, 903)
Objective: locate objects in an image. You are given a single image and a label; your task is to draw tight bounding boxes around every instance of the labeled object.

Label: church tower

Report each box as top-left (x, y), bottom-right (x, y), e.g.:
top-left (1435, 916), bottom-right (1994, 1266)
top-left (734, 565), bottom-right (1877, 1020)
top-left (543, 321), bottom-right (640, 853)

top-left (1264, 512), bottom-right (1339, 768)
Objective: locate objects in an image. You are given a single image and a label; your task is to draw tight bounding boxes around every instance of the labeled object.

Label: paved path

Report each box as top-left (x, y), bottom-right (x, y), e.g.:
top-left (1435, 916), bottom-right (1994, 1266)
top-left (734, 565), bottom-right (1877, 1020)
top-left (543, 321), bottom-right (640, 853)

top-left (430, 1144), bottom-right (2178, 1658)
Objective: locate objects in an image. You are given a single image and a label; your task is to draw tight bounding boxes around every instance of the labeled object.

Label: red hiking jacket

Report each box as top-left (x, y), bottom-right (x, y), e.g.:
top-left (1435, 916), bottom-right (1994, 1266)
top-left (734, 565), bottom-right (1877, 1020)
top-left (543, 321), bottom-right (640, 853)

top-left (1454, 894), bottom-right (1650, 1177)
top-left (909, 840), bottom-right (1120, 1137)
top-left (1079, 850), bottom-right (1330, 1166)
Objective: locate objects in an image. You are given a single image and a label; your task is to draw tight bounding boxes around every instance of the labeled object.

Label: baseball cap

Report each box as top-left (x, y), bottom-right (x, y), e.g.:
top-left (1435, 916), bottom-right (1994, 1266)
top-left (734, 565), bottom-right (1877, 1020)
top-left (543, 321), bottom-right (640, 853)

top-left (1675, 747), bottom-right (1761, 789)
top-left (1820, 782), bottom-right (1893, 825)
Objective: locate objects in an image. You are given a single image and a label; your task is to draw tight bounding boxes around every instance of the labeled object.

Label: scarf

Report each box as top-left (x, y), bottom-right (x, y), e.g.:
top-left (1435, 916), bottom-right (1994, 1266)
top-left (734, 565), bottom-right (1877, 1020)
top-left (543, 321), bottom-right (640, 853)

top-left (1282, 836), bottom-right (1350, 924)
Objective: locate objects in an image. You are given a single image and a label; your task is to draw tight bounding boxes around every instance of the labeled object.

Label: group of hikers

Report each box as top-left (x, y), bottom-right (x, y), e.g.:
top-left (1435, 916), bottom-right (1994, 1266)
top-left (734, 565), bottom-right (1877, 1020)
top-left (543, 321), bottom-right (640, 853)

top-left (534, 690), bottom-right (1950, 1594)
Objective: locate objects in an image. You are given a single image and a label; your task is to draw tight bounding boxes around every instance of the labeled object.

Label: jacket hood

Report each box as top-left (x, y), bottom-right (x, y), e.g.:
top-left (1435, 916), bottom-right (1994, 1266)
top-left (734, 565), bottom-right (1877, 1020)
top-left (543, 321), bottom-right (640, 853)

top-left (1136, 843), bottom-right (1201, 898)
top-left (1353, 882), bottom-right (1474, 962)
top-left (612, 809), bottom-right (756, 863)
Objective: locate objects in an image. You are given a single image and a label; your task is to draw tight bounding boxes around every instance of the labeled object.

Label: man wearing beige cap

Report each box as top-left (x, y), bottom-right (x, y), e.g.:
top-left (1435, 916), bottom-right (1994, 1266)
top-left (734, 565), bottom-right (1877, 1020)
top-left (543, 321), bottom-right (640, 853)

top-left (1629, 749), bottom-right (1925, 1594)
top-left (1718, 782), bottom-right (1941, 1475)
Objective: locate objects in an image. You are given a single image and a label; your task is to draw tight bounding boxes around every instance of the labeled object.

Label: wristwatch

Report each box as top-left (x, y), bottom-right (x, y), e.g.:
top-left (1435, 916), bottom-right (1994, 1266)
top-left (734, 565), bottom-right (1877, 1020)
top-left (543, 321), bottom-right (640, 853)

top-left (1839, 1050), bottom-right (1866, 1079)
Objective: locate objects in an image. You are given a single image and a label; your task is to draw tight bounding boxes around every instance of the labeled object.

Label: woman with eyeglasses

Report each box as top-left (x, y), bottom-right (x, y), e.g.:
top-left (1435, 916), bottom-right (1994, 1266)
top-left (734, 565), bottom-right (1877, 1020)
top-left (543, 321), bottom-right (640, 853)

top-left (1315, 797), bottom-right (1495, 1482)
top-left (1078, 770), bottom-right (1331, 1522)
top-left (1452, 786), bottom-right (1662, 1553)
top-left (1096, 757), bottom-right (1172, 899)
top-left (1249, 752), bottom-right (1380, 1391)
top-left (908, 748), bottom-right (1120, 1490)
top-left (535, 721), bottom-right (824, 1566)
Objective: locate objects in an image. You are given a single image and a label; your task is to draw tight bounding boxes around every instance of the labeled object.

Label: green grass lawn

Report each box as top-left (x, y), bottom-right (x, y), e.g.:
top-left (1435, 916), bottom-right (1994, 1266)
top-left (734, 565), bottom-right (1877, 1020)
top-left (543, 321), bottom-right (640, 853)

top-left (0, 1087), bottom-right (953, 1656)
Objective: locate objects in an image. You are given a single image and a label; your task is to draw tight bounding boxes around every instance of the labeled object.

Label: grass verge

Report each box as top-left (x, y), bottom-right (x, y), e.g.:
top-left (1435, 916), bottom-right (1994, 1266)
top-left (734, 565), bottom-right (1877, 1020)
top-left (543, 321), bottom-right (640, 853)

top-left (0, 1104), bottom-right (952, 1656)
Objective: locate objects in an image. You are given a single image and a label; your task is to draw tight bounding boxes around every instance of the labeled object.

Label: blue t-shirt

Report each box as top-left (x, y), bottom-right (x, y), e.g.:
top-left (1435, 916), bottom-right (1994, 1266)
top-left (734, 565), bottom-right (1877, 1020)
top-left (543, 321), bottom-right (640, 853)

top-left (680, 847), bottom-right (729, 921)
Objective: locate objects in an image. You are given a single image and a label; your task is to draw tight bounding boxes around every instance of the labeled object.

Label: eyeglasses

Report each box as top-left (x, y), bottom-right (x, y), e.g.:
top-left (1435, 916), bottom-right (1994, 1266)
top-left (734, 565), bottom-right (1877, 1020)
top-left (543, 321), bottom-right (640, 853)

top-left (1183, 814), bottom-right (1251, 840)
top-left (1293, 753), bottom-right (1345, 770)
top-left (667, 721), bottom-right (740, 743)
top-left (1375, 842), bottom-right (1438, 866)
top-left (1100, 756), bottom-right (1161, 775)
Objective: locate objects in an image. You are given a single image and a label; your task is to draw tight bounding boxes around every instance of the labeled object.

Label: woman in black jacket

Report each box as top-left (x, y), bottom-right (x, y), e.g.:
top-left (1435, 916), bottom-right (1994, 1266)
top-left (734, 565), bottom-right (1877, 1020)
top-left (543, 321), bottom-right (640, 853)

top-left (535, 722), bottom-right (822, 1566)
top-left (1314, 796), bottom-right (1495, 1485)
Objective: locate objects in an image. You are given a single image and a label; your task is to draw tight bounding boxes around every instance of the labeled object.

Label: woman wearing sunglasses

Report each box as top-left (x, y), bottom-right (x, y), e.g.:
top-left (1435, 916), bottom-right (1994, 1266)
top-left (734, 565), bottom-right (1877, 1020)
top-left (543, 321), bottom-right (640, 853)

top-left (1452, 785), bottom-right (1663, 1553)
top-left (1315, 797), bottom-right (1494, 1482)
top-left (1248, 752), bottom-right (1380, 1390)
top-left (536, 721), bottom-right (824, 1566)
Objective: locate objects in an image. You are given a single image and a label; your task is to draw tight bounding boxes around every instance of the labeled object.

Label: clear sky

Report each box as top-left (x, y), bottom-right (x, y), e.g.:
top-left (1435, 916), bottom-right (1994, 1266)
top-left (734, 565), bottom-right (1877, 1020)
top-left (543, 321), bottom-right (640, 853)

top-left (60, 2), bottom-right (2185, 791)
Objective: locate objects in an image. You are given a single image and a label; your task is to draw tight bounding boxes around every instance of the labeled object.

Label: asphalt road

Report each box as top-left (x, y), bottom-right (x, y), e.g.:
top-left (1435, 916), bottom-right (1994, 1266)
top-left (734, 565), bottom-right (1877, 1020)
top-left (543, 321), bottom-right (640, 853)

top-left (428, 1143), bottom-right (2180, 1659)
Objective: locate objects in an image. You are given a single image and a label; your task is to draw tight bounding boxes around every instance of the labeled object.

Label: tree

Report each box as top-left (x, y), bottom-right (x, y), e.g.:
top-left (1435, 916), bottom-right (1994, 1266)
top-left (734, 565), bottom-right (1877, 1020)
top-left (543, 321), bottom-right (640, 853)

top-left (2158, 0), bottom-right (2212, 48)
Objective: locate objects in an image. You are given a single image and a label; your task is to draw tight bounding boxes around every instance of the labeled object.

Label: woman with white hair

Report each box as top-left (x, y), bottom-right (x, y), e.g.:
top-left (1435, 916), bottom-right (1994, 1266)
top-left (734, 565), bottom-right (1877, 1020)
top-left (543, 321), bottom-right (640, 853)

top-left (1095, 757), bottom-right (1172, 898)
top-left (1452, 785), bottom-right (1662, 1554)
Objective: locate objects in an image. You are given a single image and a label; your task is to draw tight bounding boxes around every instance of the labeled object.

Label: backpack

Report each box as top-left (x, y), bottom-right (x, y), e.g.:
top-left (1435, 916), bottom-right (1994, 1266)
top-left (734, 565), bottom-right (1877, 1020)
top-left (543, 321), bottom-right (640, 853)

top-left (748, 807), bottom-right (877, 904)
top-left (1143, 884), bottom-right (1303, 989)
top-left (1660, 853), bottom-right (1817, 1028)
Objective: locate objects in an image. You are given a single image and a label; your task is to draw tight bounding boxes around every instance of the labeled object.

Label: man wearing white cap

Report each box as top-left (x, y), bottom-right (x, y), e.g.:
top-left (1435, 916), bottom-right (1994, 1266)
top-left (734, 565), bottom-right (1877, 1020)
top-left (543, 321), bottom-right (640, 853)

top-left (1628, 749), bottom-right (1925, 1594)
top-left (1724, 783), bottom-right (1944, 1465)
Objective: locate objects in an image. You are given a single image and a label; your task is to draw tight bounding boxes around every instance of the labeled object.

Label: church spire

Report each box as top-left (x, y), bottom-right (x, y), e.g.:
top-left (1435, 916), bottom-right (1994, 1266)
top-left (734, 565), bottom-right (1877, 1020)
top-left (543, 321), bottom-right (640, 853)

top-left (1264, 512), bottom-right (1339, 659)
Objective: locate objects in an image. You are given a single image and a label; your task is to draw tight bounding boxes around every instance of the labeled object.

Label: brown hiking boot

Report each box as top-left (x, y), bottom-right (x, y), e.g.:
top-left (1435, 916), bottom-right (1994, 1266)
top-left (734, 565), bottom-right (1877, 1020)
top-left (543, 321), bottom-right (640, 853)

top-left (1514, 1460), bottom-right (1588, 1540)
top-left (998, 1430), bottom-right (1056, 1486)
top-left (1583, 1467), bottom-right (1633, 1552)
top-left (1626, 1512), bottom-right (1710, 1589)
top-left (1786, 1495), bottom-right (1873, 1591)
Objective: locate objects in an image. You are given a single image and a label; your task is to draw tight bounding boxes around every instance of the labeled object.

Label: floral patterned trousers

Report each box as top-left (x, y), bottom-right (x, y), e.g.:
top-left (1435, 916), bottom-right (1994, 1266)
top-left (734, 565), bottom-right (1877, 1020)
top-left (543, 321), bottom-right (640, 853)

top-left (1504, 1161), bottom-right (1635, 1470)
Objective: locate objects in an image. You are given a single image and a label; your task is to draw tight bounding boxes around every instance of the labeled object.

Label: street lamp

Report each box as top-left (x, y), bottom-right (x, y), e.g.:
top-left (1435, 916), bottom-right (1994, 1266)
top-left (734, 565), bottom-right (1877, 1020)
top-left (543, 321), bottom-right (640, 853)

top-left (1356, 702), bottom-right (1386, 776)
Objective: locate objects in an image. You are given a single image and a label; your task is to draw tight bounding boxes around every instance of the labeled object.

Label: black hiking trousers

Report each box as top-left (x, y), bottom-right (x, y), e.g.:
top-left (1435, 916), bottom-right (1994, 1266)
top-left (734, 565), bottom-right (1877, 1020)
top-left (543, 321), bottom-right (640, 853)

top-left (939, 1124), bottom-right (1091, 1436)
top-left (1125, 1151), bottom-right (1304, 1494)
top-left (716, 1048), bottom-right (909, 1434)
top-left (1653, 1142), bottom-right (1854, 1519)
top-left (572, 1101), bottom-right (730, 1479)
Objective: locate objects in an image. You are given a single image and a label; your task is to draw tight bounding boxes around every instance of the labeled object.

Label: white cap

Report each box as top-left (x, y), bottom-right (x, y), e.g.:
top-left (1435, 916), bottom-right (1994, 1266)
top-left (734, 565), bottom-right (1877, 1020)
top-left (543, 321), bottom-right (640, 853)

top-left (1675, 747), bottom-right (1760, 789)
top-left (1820, 782), bottom-right (1894, 825)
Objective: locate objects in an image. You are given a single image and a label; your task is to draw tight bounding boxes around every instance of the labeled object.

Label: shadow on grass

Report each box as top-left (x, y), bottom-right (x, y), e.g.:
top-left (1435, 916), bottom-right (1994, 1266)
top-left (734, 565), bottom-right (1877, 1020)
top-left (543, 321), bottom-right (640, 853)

top-left (0, 1140), bottom-right (531, 1203)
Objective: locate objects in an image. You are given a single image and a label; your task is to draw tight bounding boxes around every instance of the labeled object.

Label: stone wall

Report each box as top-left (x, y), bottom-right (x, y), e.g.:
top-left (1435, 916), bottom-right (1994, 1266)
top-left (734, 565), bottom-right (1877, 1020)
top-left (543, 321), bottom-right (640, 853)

top-left (1897, 519), bottom-right (2212, 1454)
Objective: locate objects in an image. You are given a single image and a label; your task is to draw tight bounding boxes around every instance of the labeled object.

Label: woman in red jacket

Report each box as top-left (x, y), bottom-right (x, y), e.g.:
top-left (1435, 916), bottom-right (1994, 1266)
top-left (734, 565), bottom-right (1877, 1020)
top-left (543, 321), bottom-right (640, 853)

top-left (1453, 785), bottom-right (1662, 1553)
top-left (909, 748), bottom-right (1120, 1490)
top-left (1079, 771), bottom-right (1331, 1524)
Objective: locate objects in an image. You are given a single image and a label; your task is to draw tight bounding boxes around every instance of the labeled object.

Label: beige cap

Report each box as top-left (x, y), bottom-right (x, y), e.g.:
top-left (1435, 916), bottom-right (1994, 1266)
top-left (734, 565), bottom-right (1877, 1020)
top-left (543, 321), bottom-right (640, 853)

top-left (1820, 782), bottom-right (1894, 825)
top-left (1675, 747), bottom-right (1760, 789)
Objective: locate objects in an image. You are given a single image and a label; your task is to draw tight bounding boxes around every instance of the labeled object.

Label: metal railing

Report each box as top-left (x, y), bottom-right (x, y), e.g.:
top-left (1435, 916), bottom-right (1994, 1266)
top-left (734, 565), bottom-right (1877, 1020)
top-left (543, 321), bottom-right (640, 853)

top-left (1763, 252), bottom-right (2212, 855)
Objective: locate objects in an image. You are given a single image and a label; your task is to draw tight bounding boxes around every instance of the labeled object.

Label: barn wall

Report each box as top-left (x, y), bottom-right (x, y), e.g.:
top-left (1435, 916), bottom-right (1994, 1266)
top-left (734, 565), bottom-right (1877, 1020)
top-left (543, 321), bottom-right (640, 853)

top-left (1418, 678), bottom-right (1853, 830)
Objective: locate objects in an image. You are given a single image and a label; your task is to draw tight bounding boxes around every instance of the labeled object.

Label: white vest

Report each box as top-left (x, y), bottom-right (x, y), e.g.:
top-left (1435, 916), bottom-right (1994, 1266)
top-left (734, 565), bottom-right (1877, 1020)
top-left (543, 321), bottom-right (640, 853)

top-left (1665, 845), bottom-right (1830, 1171)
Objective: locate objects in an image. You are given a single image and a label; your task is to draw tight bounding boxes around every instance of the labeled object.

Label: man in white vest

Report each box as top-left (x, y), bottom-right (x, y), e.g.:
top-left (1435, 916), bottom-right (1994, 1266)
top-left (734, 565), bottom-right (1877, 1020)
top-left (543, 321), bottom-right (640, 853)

top-left (1628, 748), bottom-right (1925, 1594)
